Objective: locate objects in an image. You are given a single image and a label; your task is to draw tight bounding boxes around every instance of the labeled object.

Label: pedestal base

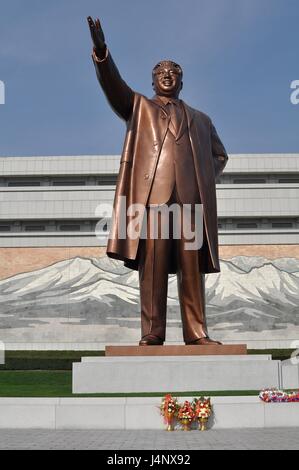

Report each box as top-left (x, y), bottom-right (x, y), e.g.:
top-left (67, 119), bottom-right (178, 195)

top-left (106, 344), bottom-right (247, 356)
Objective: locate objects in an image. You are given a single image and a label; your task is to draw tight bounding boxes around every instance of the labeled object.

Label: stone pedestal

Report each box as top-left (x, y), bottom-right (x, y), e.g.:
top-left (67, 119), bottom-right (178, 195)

top-left (73, 353), bottom-right (281, 394)
top-left (281, 360), bottom-right (299, 389)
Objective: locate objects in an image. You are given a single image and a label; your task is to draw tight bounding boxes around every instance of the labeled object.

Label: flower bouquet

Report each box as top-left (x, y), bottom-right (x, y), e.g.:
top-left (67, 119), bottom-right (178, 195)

top-left (160, 394), bottom-right (179, 431)
top-left (177, 401), bottom-right (195, 431)
top-left (287, 391), bottom-right (299, 402)
top-left (259, 388), bottom-right (299, 403)
top-left (193, 397), bottom-right (212, 431)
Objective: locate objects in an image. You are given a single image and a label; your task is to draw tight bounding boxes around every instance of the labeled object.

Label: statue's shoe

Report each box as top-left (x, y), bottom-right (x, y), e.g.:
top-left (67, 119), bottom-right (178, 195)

top-left (139, 335), bottom-right (164, 346)
top-left (186, 337), bottom-right (222, 346)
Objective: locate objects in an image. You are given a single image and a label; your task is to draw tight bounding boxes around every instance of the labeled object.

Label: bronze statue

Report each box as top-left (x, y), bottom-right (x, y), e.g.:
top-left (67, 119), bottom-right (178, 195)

top-left (87, 17), bottom-right (228, 346)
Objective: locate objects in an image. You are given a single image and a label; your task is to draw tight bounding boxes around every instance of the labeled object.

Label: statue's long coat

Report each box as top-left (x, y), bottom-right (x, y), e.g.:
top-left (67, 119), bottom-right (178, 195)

top-left (93, 51), bottom-right (228, 274)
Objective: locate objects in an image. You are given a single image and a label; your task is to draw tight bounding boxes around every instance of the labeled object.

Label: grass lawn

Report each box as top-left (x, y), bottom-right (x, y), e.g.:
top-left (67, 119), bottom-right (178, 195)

top-left (0, 349), bottom-right (295, 371)
top-left (0, 350), bottom-right (294, 398)
top-left (0, 370), bottom-right (261, 398)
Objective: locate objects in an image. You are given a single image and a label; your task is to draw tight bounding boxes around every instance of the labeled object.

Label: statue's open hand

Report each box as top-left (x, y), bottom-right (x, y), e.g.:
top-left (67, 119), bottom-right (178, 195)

top-left (87, 16), bottom-right (106, 53)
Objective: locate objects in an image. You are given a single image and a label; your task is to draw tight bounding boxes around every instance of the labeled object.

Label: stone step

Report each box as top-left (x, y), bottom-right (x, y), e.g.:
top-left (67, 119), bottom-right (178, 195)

top-left (1, 396), bottom-right (299, 430)
top-left (81, 354), bottom-right (272, 363)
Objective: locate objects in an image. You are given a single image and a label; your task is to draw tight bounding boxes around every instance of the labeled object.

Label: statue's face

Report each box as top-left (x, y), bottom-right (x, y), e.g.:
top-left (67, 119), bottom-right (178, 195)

top-left (152, 61), bottom-right (183, 98)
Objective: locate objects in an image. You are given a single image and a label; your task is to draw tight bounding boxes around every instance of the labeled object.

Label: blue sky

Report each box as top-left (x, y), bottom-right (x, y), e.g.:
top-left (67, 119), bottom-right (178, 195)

top-left (0, 0), bottom-right (298, 156)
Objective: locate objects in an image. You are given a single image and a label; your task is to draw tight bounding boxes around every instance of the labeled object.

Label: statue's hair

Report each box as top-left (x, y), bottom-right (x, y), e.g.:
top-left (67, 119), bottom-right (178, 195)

top-left (152, 60), bottom-right (183, 76)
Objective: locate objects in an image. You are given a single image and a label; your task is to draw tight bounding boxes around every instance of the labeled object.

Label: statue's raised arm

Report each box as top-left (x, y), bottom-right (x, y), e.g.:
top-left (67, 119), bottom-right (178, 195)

top-left (87, 16), bottom-right (134, 121)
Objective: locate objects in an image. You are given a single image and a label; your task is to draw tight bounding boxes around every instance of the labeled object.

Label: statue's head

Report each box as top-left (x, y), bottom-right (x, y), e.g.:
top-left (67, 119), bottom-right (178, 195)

top-left (152, 60), bottom-right (183, 99)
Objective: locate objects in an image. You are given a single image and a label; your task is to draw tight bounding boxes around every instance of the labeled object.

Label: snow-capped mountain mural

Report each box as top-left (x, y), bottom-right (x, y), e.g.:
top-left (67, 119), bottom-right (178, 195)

top-left (0, 256), bottom-right (298, 346)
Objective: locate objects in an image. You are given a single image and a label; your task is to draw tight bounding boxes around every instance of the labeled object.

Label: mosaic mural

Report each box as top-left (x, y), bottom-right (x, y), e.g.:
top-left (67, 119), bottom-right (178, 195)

top-left (0, 255), bottom-right (298, 346)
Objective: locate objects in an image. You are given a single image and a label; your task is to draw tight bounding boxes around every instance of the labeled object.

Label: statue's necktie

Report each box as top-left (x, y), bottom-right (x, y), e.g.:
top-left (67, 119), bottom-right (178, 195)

top-left (167, 101), bottom-right (182, 139)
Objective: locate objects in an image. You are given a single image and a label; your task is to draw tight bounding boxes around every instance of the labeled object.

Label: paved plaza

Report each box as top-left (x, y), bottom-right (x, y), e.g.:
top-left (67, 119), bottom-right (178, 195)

top-left (0, 428), bottom-right (298, 450)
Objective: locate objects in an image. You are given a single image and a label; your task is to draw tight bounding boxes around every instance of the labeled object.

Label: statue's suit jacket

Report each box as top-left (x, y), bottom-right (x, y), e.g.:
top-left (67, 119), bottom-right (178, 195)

top-left (93, 51), bottom-right (228, 274)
